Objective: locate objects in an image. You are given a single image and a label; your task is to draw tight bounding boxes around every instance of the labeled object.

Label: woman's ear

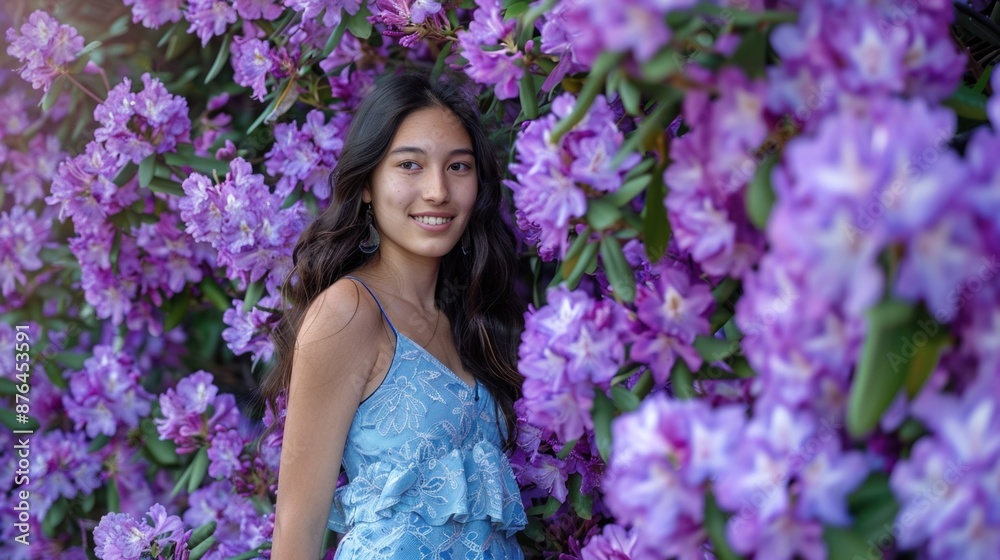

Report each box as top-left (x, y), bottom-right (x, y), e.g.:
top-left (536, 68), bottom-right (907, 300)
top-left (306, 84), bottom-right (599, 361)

top-left (361, 187), bottom-right (371, 204)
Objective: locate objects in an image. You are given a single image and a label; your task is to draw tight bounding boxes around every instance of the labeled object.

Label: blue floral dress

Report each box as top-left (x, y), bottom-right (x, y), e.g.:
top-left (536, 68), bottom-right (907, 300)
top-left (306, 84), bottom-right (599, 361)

top-left (328, 276), bottom-right (526, 559)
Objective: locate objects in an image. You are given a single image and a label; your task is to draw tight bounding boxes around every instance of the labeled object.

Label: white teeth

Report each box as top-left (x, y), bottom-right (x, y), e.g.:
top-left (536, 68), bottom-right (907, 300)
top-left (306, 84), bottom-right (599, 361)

top-left (413, 216), bottom-right (453, 226)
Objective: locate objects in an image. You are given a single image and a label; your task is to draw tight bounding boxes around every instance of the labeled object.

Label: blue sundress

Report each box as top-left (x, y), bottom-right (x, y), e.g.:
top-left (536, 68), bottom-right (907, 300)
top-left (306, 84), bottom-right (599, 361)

top-left (328, 275), bottom-right (527, 559)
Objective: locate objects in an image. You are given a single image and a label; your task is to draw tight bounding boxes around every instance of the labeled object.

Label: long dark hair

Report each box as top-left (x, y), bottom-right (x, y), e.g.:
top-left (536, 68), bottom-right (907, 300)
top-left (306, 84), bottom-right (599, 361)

top-left (260, 72), bottom-right (524, 451)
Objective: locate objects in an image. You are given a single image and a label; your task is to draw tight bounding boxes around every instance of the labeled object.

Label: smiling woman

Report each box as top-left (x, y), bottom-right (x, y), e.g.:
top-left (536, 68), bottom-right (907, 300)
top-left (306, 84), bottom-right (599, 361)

top-left (261, 73), bottom-right (527, 559)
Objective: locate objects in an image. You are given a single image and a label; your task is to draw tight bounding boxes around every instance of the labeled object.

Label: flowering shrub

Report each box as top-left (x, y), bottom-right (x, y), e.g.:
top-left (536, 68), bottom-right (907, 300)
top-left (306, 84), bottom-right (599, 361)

top-left (2, 0), bottom-right (1000, 558)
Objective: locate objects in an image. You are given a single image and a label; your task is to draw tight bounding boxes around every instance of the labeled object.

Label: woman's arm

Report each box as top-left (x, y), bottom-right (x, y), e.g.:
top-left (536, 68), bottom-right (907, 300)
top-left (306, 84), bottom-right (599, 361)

top-left (271, 279), bottom-right (382, 559)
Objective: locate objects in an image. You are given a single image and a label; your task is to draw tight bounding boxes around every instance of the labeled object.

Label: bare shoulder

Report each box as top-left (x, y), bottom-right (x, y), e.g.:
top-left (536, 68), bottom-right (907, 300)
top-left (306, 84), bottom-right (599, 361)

top-left (292, 277), bottom-right (383, 386)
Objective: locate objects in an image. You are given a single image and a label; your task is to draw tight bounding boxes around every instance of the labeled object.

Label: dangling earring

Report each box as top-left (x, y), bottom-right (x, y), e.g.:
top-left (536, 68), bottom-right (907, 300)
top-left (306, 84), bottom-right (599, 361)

top-left (359, 203), bottom-right (380, 254)
top-left (461, 228), bottom-right (471, 256)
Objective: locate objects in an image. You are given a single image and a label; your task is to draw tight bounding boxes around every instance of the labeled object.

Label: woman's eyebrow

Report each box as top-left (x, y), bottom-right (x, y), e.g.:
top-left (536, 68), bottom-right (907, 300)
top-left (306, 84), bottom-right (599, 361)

top-left (388, 146), bottom-right (475, 157)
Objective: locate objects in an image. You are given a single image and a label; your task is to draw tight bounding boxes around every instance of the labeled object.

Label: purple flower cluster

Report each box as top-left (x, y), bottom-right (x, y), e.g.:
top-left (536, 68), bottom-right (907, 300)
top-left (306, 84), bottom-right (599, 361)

top-left (222, 293), bottom-right (278, 364)
top-left (575, 0), bottom-right (696, 62)
top-left (183, 480), bottom-right (273, 558)
top-left (889, 378), bottom-right (999, 559)
top-left (123, 0), bottom-right (184, 29)
top-left (155, 370), bottom-right (241, 453)
top-left (454, 0), bottom-right (523, 100)
top-left (94, 73), bottom-right (191, 165)
top-left (26, 430), bottom-right (103, 520)
top-left (94, 503), bottom-right (187, 560)
top-left (62, 345), bottom-right (155, 438)
top-left (3, 134), bottom-right (64, 206)
top-left (664, 68), bottom-right (768, 278)
top-left (5, 10), bottom-right (84, 92)
top-left (234, 0), bottom-right (285, 20)
top-left (370, 0), bottom-right (449, 47)
top-left (578, 523), bottom-right (639, 560)
top-left (713, 406), bottom-right (868, 559)
top-left (184, 0), bottom-right (237, 47)
top-left (46, 142), bottom-right (139, 234)
top-left (629, 265), bottom-right (714, 385)
top-left (518, 284), bottom-right (628, 443)
top-left (506, 93), bottom-right (639, 260)
top-left (604, 394), bottom-right (746, 559)
top-left (536, 0), bottom-right (600, 89)
top-left (284, 0), bottom-right (362, 28)
top-left (264, 109), bottom-right (351, 200)
top-left (767, 0), bottom-right (964, 120)
top-left (231, 36), bottom-right (275, 102)
top-left (0, 206), bottom-right (50, 299)
top-left (180, 157), bottom-right (309, 294)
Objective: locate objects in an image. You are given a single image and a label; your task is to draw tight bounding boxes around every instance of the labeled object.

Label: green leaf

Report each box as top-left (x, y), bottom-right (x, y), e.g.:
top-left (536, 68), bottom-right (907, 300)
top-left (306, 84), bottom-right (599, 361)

top-left (903, 312), bottom-right (950, 398)
top-left (80, 492), bottom-right (96, 513)
top-left (199, 278), bottom-right (231, 312)
top-left (693, 335), bottom-right (738, 362)
top-left (242, 279), bottom-right (266, 312)
top-left (618, 77), bottom-right (641, 116)
top-left (641, 48), bottom-right (686, 82)
top-left (143, 419), bottom-right (180, 466)
top-left (525, 495), bottom-right (562, 517)
top-left (599, 237), bottom-right (636, 302)
top-left (606, 174), bottom-right (651, 207)
top-left (556, 437), bottom-right (578, 459)
top-left (552, 227), bottom-right (592, 286)
top-left (518, 70), bottom-right (539, 120)
top-left (147, 177), bottom-right (185, 197)
top-left (189, 536), bottom-right (217, 560)
top-left (171, 460), bottom-right (193, 498)
top-left (78, 40), bottom-right (103, 58)
top-left (43, 499), bottom-right (67, 537)
top-left (157, 22), bottom-right (181, 48)
top-left (346, 6), bottom-right (373, 39)
top-left (504, 2), bottom-right (529, 19)
top-left (107, 478), bottom-right (121, 513)
top-left (591, 390), bottom-right (615, 462)
top-left (88, 434), bottom-right (111, 453)
top-left (52, 351), bottom-right (87, 369)
top-left (586, 199), bottom-right (622, 231)
top-left (745, 152), bottom-right (778, 230)
top-left (846, 299), bottom-right (917, 438)
top-left (188, 447), bottom-right (210, 493)
top-left (567, 474), bottom-right (593, 520)
top-left (823, 526), bottom-right (875, 560)
top-left (944, 84), bottom-right (990, 121)
top-left (204, 33), bottom-right (232, 84)
top-left (163, 289), bottom-right (191, 333)
top-left (729, 28), bottom-right (767, 78)
top-left (670, 360), bottom-right (696, 399)
top-left (611, 385), bottom-right (640, 412)
top-left (705, 491), bottom-right (744, 560)
top-left (321, 16), bottom-right (349, 59)
top-left (164, 148), bottom-right (231, 177)
top-left (40, 77), bottom-right (66, 112)
top-left (114, 162), bottom-right (139, 187)
top-left (139, 154), bottom-right (157, 188)
top-left (563, 240), bottom-right (599, 291)
top-left (0, 408), bottom-right (40, 431)
top-left (644, 171), bottom-right (670, 262)
top-left (431, 43), bottom-right (453, 82)
top-left (0, 378), bottom-right (18, 396)
top-left (189, 521), bottom-right (217, 549)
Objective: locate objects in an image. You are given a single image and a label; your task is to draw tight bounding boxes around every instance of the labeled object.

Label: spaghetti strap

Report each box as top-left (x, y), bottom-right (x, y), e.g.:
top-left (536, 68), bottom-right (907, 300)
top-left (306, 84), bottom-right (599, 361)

top-left (343, 275), bottom-right (398, 335)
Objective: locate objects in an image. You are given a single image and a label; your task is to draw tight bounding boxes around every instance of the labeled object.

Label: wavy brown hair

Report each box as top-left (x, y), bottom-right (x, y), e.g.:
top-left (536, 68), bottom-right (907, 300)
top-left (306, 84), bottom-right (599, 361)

top-left (259, 72), bottom-right (524, 451)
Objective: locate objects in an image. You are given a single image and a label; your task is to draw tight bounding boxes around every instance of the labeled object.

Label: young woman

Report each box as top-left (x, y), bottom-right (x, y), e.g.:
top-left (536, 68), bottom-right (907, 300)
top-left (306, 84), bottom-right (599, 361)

top-left (263, 73), bottom-right (527, 559)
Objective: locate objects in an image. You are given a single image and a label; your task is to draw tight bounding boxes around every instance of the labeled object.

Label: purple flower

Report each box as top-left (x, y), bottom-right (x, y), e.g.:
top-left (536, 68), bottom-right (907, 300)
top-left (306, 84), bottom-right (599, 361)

top-left (264, 109), bottom-right (349, 200)
top-left (455, 0), bottom-right (523, 100)
top-left (604, 393), bottom-right (744, 559)
top-left (27, 430), bottom-right (103, 520)
top-left (183, 480), bottom-right (268, 557)
top-left (234, 0), bottom-right (285, 20)
top-left (518, 285), bottom-right (628, 442)
top-left (890, 385), bottom-right (999, 558)
top-left (231, 36), bottom-right (275, 101)
top-left (507, 94), bottom-right (639, 260)
top-left (370, 0), bottom-right (449, 47)
top-left (46, 142), bottom-right (136, 234)
top-left (284, 0), bottom-right (362, 28)
top-left (576, 0), bottom-right (695, 62)
top-left (62, 345), bottom-right (155, 437)
top-left (2, 134), bottom-right (64, 206)
top-left (222, 294), bottom-right (278, 364)
top-left (538, 0), bottom-right (602, 87)
top-left (579, 523), bottom-right (639, 560)
top-left (629, 265), bottom-right (713, 384)
top-left (185, 0), bottom-right (238, 47)
top-left (122, 0), bottom-right (184, 29)
top-left (4, 10), bottom-right (85, 92)
top-left (155, 370), bottom-right (241, 453)
top-left (93, 503), bottom-right (187, 560)
top-left (93, 74), bottom-right (191, 164)
top-left (0, 206), bottom-right (50, 298)
top-left (208, 428), bottom-right (246, 478)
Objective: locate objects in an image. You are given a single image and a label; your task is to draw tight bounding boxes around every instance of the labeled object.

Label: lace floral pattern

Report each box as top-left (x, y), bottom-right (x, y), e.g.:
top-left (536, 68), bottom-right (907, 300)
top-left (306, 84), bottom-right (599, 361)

top-left (328, 277), bottom-right (526, 559)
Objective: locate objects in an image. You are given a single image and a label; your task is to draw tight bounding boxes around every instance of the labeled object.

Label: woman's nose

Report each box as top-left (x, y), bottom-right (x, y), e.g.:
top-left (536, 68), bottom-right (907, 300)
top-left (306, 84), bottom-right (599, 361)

top-left (422, 168), bottom-right (449, 203)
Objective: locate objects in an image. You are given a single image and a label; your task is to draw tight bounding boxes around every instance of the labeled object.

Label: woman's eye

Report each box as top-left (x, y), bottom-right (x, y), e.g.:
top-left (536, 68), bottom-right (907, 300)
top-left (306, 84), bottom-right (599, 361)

top-left (400, 161), bottom-right (420, 170)
top-left (449, 162), bottom-right (471, 172)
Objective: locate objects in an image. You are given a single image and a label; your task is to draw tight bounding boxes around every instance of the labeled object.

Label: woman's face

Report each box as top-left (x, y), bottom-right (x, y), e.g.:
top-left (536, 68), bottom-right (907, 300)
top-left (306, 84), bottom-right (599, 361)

top-left (365, 106), bottom-right (478, 261)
